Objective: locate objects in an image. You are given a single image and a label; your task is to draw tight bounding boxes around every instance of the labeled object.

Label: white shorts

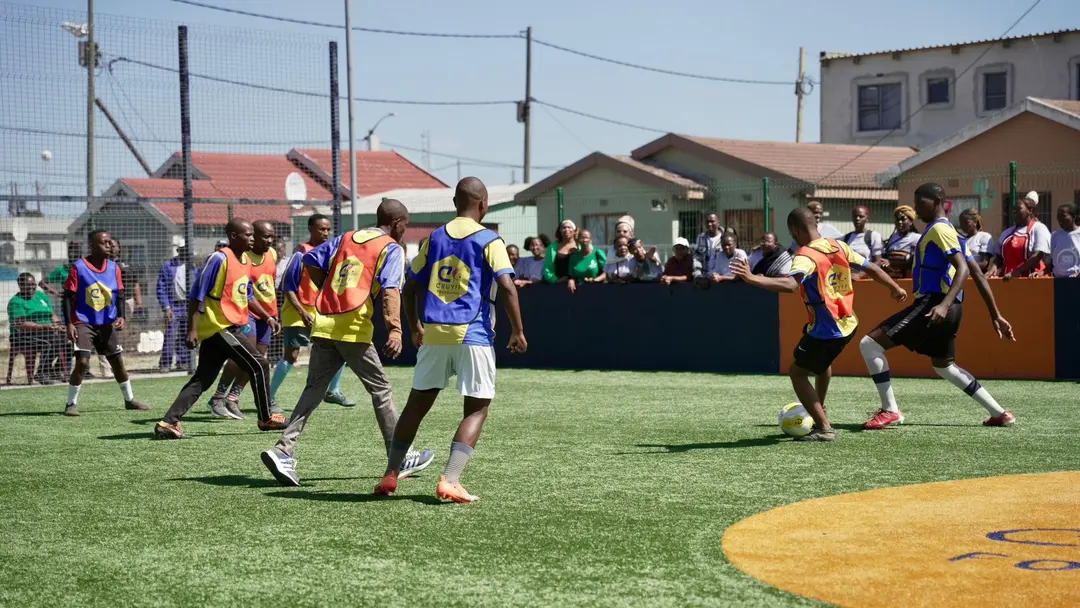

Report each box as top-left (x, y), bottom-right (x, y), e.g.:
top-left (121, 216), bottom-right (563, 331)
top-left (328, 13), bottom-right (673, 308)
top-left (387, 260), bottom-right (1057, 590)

top-left (412, 344), bottom-right (497, 399)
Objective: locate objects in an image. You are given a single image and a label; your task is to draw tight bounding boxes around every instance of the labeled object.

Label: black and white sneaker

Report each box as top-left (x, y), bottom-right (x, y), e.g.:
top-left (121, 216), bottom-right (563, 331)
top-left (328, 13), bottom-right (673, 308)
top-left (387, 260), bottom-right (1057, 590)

top-left (261, 448), bottom-right (300, 487)
top-left (398, 449), bottom-right (435, 480)
top-left (209, 396), bottom-right (241, 420)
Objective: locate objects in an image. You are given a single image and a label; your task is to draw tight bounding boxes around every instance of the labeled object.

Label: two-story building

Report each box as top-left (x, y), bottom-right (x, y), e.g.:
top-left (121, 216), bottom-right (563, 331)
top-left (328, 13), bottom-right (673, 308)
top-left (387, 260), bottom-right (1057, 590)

top-left (820, 29), bottom-right (1080, 148)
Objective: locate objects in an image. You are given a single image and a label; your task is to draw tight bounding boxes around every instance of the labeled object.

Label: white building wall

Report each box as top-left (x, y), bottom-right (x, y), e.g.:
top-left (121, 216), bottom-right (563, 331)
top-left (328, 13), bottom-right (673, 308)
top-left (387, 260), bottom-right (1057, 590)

top-left (820, 32), bottom-right (1080, 148)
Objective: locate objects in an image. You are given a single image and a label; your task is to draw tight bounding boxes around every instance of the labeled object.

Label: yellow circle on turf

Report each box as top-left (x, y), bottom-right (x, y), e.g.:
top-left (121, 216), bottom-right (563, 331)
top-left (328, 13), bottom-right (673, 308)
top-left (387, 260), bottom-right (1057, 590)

top-left (722, 471), bottom-right (1080, 607)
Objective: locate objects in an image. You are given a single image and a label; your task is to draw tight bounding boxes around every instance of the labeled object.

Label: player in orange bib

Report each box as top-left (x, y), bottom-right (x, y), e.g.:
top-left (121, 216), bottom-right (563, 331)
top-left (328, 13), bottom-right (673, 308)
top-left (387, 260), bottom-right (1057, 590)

top-left (732, 207), bottom-right (907, 441)
top-left (205, 220), bottom-right (281, 420)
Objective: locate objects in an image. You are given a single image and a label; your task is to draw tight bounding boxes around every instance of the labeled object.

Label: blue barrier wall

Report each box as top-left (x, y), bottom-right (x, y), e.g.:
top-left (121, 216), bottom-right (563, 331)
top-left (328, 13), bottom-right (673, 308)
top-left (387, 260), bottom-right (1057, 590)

top-left (372, 283), bottom-right (781, 374)
top-left (1055, 278), bottom-right (1080, 380)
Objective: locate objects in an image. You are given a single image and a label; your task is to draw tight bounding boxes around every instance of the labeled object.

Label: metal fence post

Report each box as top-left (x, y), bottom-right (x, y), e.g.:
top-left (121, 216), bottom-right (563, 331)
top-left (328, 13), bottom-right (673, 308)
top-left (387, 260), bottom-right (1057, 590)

top-left (557, 187), bottom-right (565, 224)
top-left (329, 41), bottom-right (342, 235)
top-left (762, 177), bottom-right (771, 233)
top-left (178, 25), bottom-right (195, 374)
top-left (1008, 161), bottom-right (1017, 218)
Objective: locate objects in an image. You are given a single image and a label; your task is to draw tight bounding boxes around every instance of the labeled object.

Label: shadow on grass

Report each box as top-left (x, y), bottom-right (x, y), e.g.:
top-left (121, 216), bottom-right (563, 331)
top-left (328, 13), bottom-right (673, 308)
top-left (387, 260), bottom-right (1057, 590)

top-left (100, 430), bottom-right (264, 440)
top-left (130, 416), bottom-right (218, 426)
top-left (621, 435), bottom-right (788, 454)
top-left (265, 490), bottom-right (447, 505)
top-left (0, 411), bottom-right (61, 417)
top-left (176, 475), bottom-right (378, 489)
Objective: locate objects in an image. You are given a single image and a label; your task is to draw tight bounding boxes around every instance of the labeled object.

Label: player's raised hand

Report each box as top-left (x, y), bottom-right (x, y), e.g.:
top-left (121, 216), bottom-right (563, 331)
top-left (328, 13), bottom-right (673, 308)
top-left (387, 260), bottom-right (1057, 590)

top-left (383, 334), bottom-right (403, 359)
top-left (508, 331), bottom-right (527, 353)
top-left (993, 316), bottom-right (1016, 341)
top-left (113, 317), bottom-right (126, 331)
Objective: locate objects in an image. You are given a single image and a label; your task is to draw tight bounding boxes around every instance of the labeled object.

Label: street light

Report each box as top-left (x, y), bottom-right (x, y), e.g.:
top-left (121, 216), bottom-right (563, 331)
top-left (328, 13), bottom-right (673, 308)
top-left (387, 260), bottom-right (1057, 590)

top-left (363, 112), bottom-right (397, 151)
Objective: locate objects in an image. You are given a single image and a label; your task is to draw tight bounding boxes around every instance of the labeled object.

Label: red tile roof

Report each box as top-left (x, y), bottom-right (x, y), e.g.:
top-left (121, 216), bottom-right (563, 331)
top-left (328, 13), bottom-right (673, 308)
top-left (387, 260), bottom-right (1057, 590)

top-left (152, 201), bottom-right (297, 225)
top-left (291, 149), bottom-right (447, 197)
top-left (157, 152), bottom-right (334, 200)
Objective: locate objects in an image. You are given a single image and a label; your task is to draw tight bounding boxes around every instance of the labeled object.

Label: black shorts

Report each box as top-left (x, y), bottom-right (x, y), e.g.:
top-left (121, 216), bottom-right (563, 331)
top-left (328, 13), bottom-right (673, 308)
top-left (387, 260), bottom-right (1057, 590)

top-left (74, 323), bottom-right (123, 357)
top-left (877, 294), bottom-right (962, 360)
top-left (793, 333), bottom-right (854, 376)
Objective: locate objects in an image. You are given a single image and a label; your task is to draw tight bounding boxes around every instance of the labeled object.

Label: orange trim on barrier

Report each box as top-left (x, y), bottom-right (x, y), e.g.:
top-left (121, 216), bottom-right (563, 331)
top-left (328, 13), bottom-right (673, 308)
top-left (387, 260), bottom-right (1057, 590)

top-left (778, 278), bottom-right (1055, 379)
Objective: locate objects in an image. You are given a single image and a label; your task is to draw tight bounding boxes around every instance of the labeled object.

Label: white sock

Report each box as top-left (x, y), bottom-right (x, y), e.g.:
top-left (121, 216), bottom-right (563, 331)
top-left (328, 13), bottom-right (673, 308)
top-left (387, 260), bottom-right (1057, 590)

top-left (67, 383), bottom-right (82, 406)
top-left (860, 336), bottom-right (899, 412)
top-left (119, 380), bottom-right (135, 402)
top-left (934, 365), bottom-right (1005, 416)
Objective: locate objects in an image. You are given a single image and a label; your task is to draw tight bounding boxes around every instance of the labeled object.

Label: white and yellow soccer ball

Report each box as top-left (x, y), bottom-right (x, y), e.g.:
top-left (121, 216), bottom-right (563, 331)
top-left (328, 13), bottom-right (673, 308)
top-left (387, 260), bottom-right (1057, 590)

top-left (778, 402), bottom-right (814, 437)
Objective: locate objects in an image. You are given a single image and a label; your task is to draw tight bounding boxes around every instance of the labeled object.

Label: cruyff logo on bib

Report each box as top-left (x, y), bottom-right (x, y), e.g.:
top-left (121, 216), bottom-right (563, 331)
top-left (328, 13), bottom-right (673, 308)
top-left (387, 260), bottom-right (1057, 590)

top-left (231, 281), bottom-right (250, 308)
top-left (824, 264), bottom-right (852, 299)
top-left (330, 256), bottom-right (365, 295)
top-left (432, 255), bottom-right (471, 304)
top-left (85, 282), bottom-right (112, 311)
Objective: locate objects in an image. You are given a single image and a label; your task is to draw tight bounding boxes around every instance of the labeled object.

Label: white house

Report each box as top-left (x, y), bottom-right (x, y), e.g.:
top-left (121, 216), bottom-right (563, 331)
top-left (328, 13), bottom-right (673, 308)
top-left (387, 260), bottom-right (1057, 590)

top-left (820, 29), bottom-right (1080, 148)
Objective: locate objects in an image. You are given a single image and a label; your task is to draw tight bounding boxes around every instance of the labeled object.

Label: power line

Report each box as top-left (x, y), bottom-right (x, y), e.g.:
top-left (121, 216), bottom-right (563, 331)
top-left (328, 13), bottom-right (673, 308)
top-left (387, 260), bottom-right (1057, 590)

top-left (168, 0), bottom-right (520, 39)
top-left (533, 100), bottom-right (669, 134)
top-left (109, 56), bottom-right (516, 106)
top-left (538, 104), bottom-right (592, 152)
top-left (382, 140), bottom-right (562, 170)
top-left (532, 38), bottom-right (795, 86)
top-left (818, 0), bottom-right (1044, 184)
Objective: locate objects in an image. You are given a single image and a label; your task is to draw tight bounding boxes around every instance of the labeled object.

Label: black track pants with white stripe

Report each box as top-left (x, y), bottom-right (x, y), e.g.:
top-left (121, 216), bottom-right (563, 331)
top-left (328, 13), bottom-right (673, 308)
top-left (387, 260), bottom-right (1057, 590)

top-left (161, 325), bottom-right (272, 424)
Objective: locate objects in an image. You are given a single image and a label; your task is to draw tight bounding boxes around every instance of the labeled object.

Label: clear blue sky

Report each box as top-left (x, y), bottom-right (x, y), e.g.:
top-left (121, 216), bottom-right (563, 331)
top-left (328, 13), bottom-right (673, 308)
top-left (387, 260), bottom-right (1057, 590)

top-left (2, 0), bottom-right (1074, 202)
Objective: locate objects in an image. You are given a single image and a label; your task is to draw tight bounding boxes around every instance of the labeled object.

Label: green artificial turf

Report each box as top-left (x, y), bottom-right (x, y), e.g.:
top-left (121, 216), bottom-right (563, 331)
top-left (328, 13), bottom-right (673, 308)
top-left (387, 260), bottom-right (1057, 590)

top-left (1, 369), bottom-right (1077, 607)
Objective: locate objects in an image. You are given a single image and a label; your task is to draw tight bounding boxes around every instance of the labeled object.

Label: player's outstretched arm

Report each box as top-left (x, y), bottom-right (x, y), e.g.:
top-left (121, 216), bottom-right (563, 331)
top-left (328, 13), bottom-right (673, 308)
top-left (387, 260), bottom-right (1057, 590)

top-left (966, 259), bottom-right (1015, 341)
top-left (496, 274), bottom-right (527, 353)
top-left (861, 263), bottom-right (908, 302)
top-left (729, 259), bottom-right (797, 293)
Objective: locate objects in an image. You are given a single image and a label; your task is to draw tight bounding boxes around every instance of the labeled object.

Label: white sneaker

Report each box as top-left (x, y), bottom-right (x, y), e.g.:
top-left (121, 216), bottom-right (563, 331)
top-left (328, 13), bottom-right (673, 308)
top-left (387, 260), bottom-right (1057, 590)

top-left (261, 448), bottom-right (299, 487)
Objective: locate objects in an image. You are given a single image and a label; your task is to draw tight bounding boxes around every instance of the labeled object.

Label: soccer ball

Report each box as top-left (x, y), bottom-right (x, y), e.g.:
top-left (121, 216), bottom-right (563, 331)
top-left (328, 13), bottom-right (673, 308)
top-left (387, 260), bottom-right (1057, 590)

top-left (778, 402), bottom-right (813, 437)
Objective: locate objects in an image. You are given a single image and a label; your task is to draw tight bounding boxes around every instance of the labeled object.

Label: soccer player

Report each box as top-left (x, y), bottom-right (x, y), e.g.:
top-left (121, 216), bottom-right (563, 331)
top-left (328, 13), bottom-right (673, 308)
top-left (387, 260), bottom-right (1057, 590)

top-left (272, 214), bottom-right (355, 408)
top-left (374, 177), bottom-right (527, 503)
top-left (206, 220), bottom-right (282, 420)
top-left (860, 183), bottom-right (1016, 429)
top-left (153, 219), bottom-right (284, 439)
top-left (61, 230), bottom-right (149, 416)
top-left (261, 199), bottom-right (434, 486)
top-left (732, 208), bottom-right (907, 441)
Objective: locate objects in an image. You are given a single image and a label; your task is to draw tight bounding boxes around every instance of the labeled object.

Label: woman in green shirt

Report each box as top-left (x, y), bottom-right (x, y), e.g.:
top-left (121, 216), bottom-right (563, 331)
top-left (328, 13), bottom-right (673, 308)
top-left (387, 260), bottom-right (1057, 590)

top-left (7, 273), bottom-right (65, 384)
top-left (567, 229), bottom-right (607, 293)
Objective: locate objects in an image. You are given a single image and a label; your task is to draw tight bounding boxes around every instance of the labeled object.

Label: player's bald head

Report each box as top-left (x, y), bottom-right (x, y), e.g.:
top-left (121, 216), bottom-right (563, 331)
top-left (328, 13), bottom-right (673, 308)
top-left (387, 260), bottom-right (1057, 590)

top-left (252, 220), bottom-right (274, 237)
top-left (226, 218), bottom-right (249, 233)
top-left (454, 177), bottom-right (488, 212)
top-left (787, 207), bottom-right (816, 232)
top-left (376, 198), bottom-right (409, 226)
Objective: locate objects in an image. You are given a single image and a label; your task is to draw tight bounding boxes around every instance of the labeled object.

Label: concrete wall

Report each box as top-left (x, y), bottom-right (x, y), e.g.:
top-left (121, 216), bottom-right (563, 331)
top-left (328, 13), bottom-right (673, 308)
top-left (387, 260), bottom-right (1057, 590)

top-left (897, 112), bottom-right (1080, 235)
top-left (821, 33), bottom-right (1080, 148)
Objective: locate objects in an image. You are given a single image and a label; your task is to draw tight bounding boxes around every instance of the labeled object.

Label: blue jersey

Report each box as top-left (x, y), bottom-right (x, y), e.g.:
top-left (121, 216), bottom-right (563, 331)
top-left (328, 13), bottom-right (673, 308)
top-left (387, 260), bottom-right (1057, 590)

top-left (67, 257), bottom-right (122, 325)
top-left (914, 219), bottom-right (965, 302)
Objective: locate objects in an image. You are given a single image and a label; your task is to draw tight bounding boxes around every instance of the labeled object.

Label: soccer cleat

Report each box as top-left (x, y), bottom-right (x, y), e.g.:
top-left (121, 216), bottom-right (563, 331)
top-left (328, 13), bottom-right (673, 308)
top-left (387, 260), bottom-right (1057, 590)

top-left (257, 413), bottom-right (288, 431)
top-left (373, 472), bottom-right (399, 496)
top-left (261, 448), bottom-right (300, 487)
top-left (124, 399), bottom-right (150, 411)
top-left (795, 427), bottom-right (836, 442)
top-left (436, 476), bottom-right (478, 504)
top-left (398, 449), bottom-right (435, 480)
top-left (208, 398), bottom-right (240, 420)
top-left (323, 392), bottom-right (356, 407)
top-left (863, 409), bottom-right (905, 430)
top-left (63, 404), bottom-right (79, 417)
top-left (153, 420), bottom-right (189, 440)
top-left (224, 398), bottom-right (245, 420)
top-left (983, 411), bottom-right (1016, 427)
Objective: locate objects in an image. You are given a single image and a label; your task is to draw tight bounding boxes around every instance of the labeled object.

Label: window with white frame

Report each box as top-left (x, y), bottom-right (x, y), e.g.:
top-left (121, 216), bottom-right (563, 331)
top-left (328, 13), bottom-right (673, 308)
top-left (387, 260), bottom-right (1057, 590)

top-left (858, 83), bottom-right (903, 131)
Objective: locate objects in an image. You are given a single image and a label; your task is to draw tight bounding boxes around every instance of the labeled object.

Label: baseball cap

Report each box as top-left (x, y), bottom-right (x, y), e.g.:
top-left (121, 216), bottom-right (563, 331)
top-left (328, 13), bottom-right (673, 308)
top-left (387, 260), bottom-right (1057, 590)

top-left (1024, 191), bottom-right (1039, 205)
top-left (673, 237), bottom-right (690, 249)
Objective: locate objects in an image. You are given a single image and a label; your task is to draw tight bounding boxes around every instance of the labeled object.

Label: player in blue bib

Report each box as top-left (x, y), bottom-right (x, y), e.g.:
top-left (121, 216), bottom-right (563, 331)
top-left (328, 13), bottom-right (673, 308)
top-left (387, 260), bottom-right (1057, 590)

top-left (61, 230), bottom-right (148, 416)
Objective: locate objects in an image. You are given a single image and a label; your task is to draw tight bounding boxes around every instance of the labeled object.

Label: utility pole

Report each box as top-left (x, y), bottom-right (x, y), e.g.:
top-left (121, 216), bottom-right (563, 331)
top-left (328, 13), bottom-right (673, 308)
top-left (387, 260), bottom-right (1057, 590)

top-left (86, 0), bottom-right (95, 198)
top-left (95, 98), bottom-right (152, 176)
top-left (456, 159), bottom-right (461, 182)
top-left (522, 26), bottom-right (532, 184)
top-left (795, 46), bottom-right (806, 143)
top-left (344, 0), bottom-right (358, 232)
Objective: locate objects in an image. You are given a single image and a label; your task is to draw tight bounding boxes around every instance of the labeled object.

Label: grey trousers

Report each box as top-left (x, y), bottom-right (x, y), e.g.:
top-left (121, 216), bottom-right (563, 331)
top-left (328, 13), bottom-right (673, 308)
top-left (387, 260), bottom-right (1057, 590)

top-left (274, 338), bottom-right (398, 455)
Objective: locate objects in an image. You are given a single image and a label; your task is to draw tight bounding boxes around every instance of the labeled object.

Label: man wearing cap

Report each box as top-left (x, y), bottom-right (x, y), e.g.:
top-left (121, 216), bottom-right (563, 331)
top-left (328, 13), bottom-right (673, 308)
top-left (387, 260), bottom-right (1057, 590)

top-left (987, 191), bottom-right (1051, 279)
top-left (661, 237), bottom-right (697, 285)
top-left (157, 243), bottom-right (191, 371)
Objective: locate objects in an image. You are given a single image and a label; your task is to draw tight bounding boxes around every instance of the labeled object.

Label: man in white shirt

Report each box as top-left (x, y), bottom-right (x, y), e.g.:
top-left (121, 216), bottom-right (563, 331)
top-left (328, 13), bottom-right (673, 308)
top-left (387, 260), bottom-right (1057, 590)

top-left (698, 233), bottom-right (748, 285)
top-left (789, 201), bottom-right (843, 252)
top-left (1046, 203), bottom-right (1080, 278)
top-left (841, 205), bottom-right (884, 265)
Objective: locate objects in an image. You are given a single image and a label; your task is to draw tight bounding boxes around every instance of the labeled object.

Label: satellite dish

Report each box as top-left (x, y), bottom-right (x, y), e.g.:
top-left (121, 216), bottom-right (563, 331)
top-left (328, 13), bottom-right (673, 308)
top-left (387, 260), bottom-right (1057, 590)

top-left (285, 172), bottom-right (307, 201)
top-left (12, 218), bottom-right (29, 243)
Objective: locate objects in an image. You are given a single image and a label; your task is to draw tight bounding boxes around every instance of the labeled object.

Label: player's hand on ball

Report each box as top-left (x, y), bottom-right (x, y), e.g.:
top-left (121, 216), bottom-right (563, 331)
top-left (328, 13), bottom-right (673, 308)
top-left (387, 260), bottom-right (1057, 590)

top-left (113, 317), bottom-right (126, 331)
top-left (383, 335), bottom-right (403, 359)
top-left (925, 303), bottom-right (949, 324)
top-left (993, 316), bottom-right (1016, 341)
top-left (508, 332), bottom-right (527, 354)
